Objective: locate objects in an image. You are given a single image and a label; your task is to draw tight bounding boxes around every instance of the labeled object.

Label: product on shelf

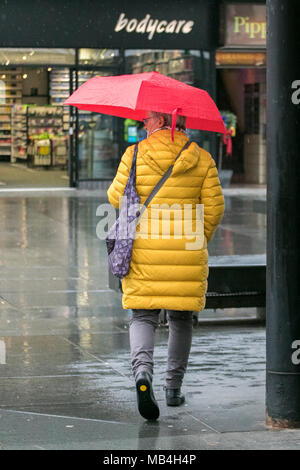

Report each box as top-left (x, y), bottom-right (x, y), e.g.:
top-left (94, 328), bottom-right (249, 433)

top-left (126, 51), bottom-right (199, 86)
top-left (49, 68), bottom-right (73, 133)
top-left (0, 68), bottom-right (22, 107)
top-left (27, 105), bottom-right (64, 139)
top-left (154, 61), bottom-right (169, 75)
top-left (11, 104), bottom-right (27, 161)
top-left (49, 68), bottom-right (72, 104)
top-left (28, 138), bottom-right (51, 167)
top-left (0, 67), bottom-right (71, 166)
top-left (10, 103), bottom-right (70, 166)
top-left (142, 63), bottom-right (155, 73)
top-left (132, 63), bottom-right (143, 74)
top-left (0, 103), bottom-right (12, 158)
top-left (51, 136), bottom-right (68, 167)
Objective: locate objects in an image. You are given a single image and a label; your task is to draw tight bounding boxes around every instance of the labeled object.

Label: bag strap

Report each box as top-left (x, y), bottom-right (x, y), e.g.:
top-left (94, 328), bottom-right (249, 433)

top-left (136, 140), bottom-right (192, 221)
top-left (129, 142), bottom-right (139, 174)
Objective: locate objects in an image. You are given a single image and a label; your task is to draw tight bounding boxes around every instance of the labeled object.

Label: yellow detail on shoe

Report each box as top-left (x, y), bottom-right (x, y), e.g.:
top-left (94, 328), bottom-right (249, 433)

top-left (140, 385), bottom-right (147, 392)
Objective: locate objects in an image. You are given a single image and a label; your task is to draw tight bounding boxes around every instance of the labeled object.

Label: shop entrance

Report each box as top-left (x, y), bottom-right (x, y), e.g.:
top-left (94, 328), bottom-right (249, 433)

top-left (0, 48), bottom-right (127, 189)
top-left (74, 49), bottom-right (218, 190)
top-left (72, 66), bottom-right (123, 188)
top-left (216, 51), bottom-right (266, 185)
top-left (0, 59), bottom-right (74, 188)
top-left (0, 47), bottom-right (218, 189)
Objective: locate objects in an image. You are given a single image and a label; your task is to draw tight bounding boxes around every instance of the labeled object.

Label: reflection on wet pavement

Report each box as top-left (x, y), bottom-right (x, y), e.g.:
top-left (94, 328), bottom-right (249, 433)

top-left (0, 189), bottom-right (267, 449)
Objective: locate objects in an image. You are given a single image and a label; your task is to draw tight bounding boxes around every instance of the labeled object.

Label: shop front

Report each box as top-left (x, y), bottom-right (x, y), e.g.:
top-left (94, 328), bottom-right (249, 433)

top-left (0, 0), bottom-right (219, 189)
top-left (0, 49), bottom-right (76, 187)
top-left (217, 2), bottom-right (266, 184)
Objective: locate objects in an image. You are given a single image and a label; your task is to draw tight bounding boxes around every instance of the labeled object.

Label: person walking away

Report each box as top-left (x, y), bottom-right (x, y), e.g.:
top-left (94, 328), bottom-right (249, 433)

top-left (107, 111), bottom-right (225, 420)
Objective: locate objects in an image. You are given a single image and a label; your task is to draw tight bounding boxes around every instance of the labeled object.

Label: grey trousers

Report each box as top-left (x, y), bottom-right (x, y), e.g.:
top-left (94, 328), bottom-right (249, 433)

top-left (129, 309), bottom-right (193, 389)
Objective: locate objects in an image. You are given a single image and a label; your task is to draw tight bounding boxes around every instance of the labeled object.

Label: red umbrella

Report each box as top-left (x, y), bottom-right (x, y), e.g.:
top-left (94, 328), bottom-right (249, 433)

top-left (64, 71), bottom-right (226, 140)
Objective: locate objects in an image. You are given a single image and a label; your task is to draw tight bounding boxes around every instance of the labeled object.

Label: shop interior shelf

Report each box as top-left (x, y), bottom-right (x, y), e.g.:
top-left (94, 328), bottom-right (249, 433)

top-left (2, 88), bottom-right (23, 91)
top-left (28, 115), bottom-right (64, 119)
top-left (28, 125), bottom-right (63, 128)
top-left (50, 85), bottom-right (70, 90)
top-left (50, 94), bottom-right (69, 99)
top-left (50, 78), bottom-right (70, 83)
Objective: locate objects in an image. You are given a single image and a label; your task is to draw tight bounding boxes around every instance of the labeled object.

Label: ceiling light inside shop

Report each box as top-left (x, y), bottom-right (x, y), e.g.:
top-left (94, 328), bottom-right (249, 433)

top-left (23, 55), bottom-right (27, 60)
top-left (48, 67), bottom-right (52, 71)
top-left (5, 60), bottom-right (9, 66)
top-left (22, 74), bottom-right (28, 79)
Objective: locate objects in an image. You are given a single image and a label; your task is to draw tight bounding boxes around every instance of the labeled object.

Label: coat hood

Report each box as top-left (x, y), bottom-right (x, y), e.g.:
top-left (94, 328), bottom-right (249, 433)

top-left (138, 129), bottom-right (201, 177)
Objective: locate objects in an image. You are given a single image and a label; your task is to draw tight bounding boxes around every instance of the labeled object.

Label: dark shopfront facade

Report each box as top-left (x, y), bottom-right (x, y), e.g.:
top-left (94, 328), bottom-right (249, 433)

top-left (0, 0), bottom-right (264, 189)
top-left (217, 0), bottom-right (267, 184)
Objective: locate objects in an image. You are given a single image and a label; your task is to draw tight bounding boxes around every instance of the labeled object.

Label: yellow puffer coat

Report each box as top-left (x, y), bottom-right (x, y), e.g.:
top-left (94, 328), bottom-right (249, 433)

top-left (107, 129), bottom-right (225, 312)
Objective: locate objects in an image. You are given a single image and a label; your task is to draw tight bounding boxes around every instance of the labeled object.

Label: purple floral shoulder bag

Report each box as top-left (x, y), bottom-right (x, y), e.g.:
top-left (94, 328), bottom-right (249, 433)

top-left (106, 143), bottom-right (140, 279)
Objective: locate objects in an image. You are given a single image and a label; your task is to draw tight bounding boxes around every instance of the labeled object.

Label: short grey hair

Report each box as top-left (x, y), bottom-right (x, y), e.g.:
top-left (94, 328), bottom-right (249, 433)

top-left (151, 111), bottom-right (186, 131)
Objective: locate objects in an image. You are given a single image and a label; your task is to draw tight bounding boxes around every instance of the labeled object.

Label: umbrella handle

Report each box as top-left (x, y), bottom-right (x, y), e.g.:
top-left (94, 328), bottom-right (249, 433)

top-left (171, 108), bottom-right (182, 142)
top-left (222, 129), bottom-right (233, 156)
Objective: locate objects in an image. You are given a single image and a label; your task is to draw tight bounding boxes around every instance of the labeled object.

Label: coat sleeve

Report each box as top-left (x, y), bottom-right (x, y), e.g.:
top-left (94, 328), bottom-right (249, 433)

top-left (107, 145), bottom-right (135, 209)
top-left (200, 156), bottom-right (225, 243)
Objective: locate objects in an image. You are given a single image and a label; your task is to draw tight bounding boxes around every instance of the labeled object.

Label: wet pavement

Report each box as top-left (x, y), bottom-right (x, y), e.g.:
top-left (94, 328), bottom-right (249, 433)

top-left (0, 162), bottom-right (68, 187)
top-left (0, 186), bottom-right (300, 450)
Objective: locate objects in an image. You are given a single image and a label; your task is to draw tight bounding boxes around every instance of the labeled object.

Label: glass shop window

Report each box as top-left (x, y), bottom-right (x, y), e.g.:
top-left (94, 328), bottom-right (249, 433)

top-left (125, 49), bottom-right (215, 151)
top-left (78, 49), bottom-right (120, 66)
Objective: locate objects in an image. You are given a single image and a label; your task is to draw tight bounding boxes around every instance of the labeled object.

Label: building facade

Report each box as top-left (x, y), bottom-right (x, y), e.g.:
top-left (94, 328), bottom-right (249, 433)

top-left (0, 0), bottom-right (265, 189)
top-left (217, 1), bottom-right (266, 184)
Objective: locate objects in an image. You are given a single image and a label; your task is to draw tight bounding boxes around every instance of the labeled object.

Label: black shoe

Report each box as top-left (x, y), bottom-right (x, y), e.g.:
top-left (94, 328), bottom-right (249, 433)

top-left (135, 371), bottom-right (160, 421)
top-left (165, 388), bottom-right (185, 407)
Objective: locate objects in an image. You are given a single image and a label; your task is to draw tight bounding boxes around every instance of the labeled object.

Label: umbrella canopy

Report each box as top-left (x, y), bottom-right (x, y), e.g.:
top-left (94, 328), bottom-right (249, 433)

top-left (64, 71), bottom-right (226, 137)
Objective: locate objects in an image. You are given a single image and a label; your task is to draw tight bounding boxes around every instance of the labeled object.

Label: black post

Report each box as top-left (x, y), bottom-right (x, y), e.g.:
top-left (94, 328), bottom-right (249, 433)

top-left (266, 0), bottom-right (300, 427)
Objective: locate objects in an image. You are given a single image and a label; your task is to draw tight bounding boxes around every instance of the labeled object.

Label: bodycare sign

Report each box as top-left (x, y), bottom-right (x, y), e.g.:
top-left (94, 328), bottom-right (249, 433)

top-left (110, 1), bottom-right (218, 49)
top-left (0, 0), bottom-right (218, 49)
top-left (225, 3), bottom-right (266, 47)
top-left (115, 13), bottom-right (194, 40)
